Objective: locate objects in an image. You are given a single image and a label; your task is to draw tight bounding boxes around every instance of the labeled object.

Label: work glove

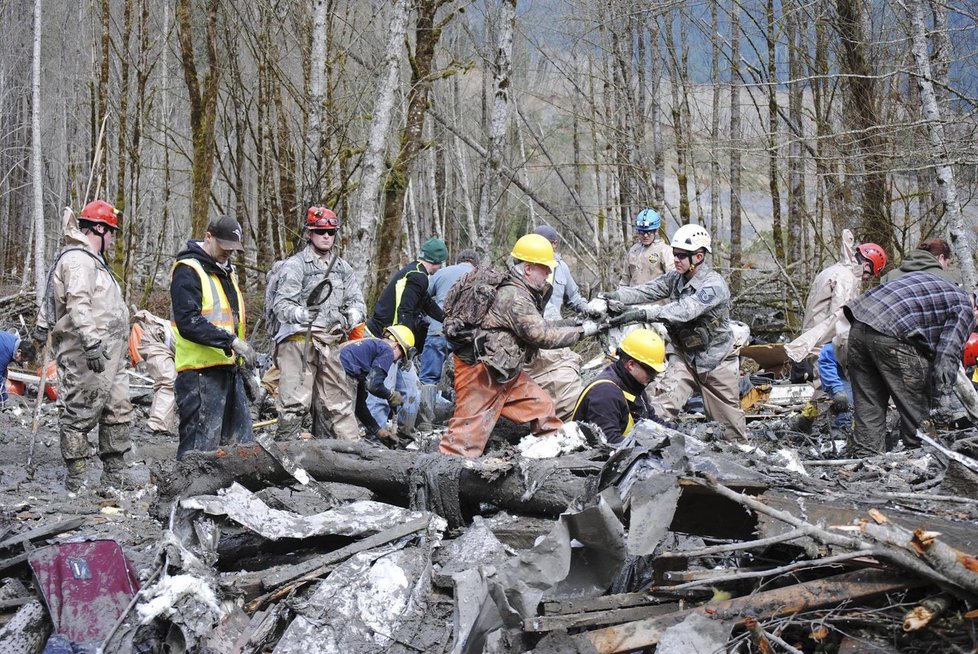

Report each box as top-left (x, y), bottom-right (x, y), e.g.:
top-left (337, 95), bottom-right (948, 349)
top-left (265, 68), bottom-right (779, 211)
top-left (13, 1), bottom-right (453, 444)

top-left (343, 307), bottom-right (363, 328)
top-left (584, 298), bottom-right (608, 319)
top-left (831, 390), bottom-right (850, 413)
top-left (387, 390), bottom-right (404, 408)
top-left (296, 306), bottom-right (320, 326)
top-left (84, 342), bottom-right (109, 373)
top-left (31, 324), bottom-right (49, 348)
top-left (376, 426), bottom-right (397, 444)
top-left (610, 306), bottom-right (659, 327)
top-left (580, 320), bottom-right (605, 337)
top-left (932, 360), bottom-right (958, 394)
top-left (598, 291), bottom-right (625, 314)
top-left (231, 337), bottom-right (257, 368)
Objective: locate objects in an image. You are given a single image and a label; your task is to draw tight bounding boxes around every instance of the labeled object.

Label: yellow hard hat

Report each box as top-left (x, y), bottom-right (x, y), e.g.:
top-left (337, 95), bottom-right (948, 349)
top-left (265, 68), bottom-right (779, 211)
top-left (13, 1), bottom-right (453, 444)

top-left (619, 329), bottom-right (666, 372)
top-left (385, 325), bottom-right (416, 358)
top-left (511, 233), bottom-right (556, 270)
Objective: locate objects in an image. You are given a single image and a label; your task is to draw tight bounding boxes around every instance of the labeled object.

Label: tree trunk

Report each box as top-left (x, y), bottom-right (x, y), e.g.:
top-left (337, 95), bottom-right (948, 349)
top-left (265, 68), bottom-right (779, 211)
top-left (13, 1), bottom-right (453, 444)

top-left (476, 0), bottom-right (517, 254)
top-left (766, 0), bottom-right (785, 262)
top-left (348, 0), bottom-right (411, 290)
top-left (709, 0), bottom-right (721, 244)
top-left (906, 0), bottom-right (977, 289)
top-left (305, 0), bottom-right (329, 202)
top-left (31, 0), bottom-right (45, 304)
top-left (729, 0), bottom-right (743, 293)
top-left (786, 0), bottom-right (807, 271)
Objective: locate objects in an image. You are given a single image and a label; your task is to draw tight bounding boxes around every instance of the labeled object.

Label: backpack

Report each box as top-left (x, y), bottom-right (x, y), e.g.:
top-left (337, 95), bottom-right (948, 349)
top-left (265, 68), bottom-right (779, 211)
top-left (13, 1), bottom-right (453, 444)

top-left (263, 259), bottom-right (287, 339)
top-left (442, 264), bottom-right (508, 350)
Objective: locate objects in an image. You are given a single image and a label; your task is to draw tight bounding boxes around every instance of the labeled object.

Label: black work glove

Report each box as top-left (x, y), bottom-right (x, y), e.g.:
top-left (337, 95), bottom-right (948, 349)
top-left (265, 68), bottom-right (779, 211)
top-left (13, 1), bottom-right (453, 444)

top-left (932, 360), bottom-right (958, 394)
top-left (598, 291), bottom-right (625, 314)
top-left (84, 342), bottom-right (108, 373)
top-left (609, 308), bottom-right (652, 327)
top-left (831, 391), bottom-right (850, 413)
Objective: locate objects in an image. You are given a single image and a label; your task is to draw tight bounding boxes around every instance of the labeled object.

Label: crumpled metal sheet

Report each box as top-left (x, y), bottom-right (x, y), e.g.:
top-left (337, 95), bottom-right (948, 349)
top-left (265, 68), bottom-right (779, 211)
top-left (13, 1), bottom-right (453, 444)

top-left (625, 473), bottom-right (681, 556)
top-left (181, 482), bottom-right (439, 540)
top-left (656, 611), bottom-right (733, 654)
top-left (273, 545), bottom-right (431, 654)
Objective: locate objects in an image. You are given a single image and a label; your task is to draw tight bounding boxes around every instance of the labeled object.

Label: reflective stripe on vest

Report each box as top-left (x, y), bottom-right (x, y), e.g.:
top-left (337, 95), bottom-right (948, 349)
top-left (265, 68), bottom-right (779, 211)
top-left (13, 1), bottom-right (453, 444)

top-left (393, 269), bottom-right (426, 324)
top-left (572, 378), bottom-right (638, 436)
top-left (171, 258), bottom-right (246, 372)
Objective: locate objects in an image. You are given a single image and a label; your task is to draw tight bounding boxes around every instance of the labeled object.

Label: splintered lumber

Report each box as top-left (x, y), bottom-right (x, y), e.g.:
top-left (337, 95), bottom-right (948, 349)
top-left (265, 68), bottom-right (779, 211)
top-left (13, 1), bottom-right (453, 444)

top-left (154, 441), bottom-right (588, 520)
top-left (524, 603), bottom-right (680, 632)
top-left (581, 569), bottom-right (917, 653)
top-left (0, 517), bottom-right (87, 553)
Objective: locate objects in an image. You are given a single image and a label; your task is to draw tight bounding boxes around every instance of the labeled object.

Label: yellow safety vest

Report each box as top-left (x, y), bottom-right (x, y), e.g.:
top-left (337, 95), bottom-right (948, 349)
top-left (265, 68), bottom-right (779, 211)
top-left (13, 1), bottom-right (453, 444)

top-left (572, 379), bottom-right (638, 436)
top-left (171, 258), bottom-right (246, 372)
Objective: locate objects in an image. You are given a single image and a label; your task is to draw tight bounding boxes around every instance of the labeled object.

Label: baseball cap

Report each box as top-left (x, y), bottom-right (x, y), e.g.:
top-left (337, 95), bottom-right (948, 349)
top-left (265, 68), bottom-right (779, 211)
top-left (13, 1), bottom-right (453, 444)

top-left (532, 224), bottom-right (559, 243)
top-left (207, 216), bottom-right (245, 252)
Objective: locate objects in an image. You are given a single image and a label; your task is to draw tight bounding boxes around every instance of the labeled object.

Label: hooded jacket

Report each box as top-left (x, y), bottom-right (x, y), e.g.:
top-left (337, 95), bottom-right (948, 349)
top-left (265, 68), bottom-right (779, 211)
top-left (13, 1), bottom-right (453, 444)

top-left (881, 248), bottom-right (951, 284)
top-left (40, 209), bottom-right (129, 355)
top-left (572, 357), bottom-right (656, 443)
top-left (800, 261), bottom-right (862, 333)
top-left (170, 240), bottom-right (244, 354)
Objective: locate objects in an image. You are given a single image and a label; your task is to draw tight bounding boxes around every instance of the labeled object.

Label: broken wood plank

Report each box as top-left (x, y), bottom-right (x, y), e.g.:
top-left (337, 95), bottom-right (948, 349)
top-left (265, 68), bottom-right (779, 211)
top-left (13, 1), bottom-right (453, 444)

top-left (542, 592), bottom-right (653, 615)
top-left (255, 433), bottom-right (336, 506)
top-left (524, 603), bottom-right (680, 632)
top-left (582, 569), bottom-right (918, 653)
top-left (0, 517), bottom-right (87, 551)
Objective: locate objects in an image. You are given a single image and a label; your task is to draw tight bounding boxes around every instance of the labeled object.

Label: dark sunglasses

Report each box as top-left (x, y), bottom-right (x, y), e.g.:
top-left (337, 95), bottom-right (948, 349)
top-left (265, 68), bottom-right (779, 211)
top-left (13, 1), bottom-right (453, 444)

top-left (672, 250), bottom-right (691, 260)
top-left (311, 228), bottom-right (338, 236)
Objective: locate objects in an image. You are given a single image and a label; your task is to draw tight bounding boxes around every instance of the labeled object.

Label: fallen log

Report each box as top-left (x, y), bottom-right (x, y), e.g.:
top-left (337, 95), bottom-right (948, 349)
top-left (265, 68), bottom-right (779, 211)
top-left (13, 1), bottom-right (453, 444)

top-left (581, 568), bottom-right (918, 653)
top-left (153, 441), bottom-right (590, 521)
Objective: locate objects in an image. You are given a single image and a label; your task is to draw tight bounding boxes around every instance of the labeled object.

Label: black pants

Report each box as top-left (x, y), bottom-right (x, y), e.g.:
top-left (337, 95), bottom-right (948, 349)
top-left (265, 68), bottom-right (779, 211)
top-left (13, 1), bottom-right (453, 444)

top-left (847, 321), bottom-right (931, 456)
top-left (175, 366), bottom-right (254, 459)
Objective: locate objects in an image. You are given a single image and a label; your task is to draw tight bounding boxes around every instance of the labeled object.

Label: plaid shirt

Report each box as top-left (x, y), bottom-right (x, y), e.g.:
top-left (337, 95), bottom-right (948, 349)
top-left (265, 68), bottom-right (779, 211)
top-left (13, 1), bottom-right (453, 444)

top-left (845, 271), bottom-right (975, 365)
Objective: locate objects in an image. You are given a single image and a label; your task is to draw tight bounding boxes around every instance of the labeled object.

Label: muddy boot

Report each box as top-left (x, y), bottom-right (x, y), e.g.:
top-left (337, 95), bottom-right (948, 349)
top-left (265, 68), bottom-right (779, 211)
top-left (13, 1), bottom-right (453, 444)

top-left (417, 384), bottom-right (437, 432)
top-left (100, 453), bottom-right (130, 489)
top-left (64, 458), bottom-right (89, 493)
top-left (276, 413), bottom-right (303, 441)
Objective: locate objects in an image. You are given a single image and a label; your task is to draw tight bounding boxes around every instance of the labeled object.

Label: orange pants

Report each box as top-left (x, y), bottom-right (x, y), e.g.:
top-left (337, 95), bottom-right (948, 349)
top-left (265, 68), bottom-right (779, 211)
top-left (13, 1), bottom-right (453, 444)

top-left (440, 355), bottom-right (563, 457)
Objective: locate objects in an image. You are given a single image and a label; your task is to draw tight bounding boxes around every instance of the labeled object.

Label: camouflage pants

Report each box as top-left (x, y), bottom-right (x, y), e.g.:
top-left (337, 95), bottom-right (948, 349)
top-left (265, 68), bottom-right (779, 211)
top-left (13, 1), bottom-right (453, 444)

top-left (56, 337), bottom-right (133, 462)
top-left (275, 334), bottom-right (359, 440)
top-left (143, 351), bottom-right (176, 433)
top-left (525, 348), bottom-right (583, 421)
top-left (650, 349), bottom-right (747, 440)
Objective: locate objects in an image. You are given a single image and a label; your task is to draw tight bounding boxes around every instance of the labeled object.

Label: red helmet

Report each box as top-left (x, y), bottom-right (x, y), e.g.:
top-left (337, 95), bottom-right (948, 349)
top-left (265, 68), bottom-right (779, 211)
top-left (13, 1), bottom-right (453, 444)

top-left (964, 333), bottom-right (978, 367)
top-left (80, 200), bottom-right (120, 230)
top-left (856, 243), bottom-right (887, 276)
top-left (306, 206), bottom-right (338, 229)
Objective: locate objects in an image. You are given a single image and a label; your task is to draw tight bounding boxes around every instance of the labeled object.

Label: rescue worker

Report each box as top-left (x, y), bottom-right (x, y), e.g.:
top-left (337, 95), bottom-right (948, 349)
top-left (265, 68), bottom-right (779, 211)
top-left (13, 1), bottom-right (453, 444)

top-left (595, 224), bottom-right (748, 441)
top-left (801, 241), bottom-right (887, 334)
top-left (622, 209), bottom-right (673, 286)
top-left (0, 330), bottom-right (36, 404)
top-left (365, 237), bottom-right (448, 436)
top-left (525, 224), bottom-right (596, 419)
top-left (271, 207), bottom-right (366, 441)
top-left (170, 215), bottom-right (255, 459)
top-left (339, 325), bottom-right (415, 443)
top-left (881, 238), bottom-right (952, 283)
top-left (845, 270), bottom-right (975, 455)
top-left (37, 202), bottom-right (133, 491)
top-left (130, 310), bottom-right (176, 436)
top-left (439, 234), bottom-right (606, 458)
top-left (418, 248), bottom-right (480, 430)
top-left (572, 329), bottom-right (667, 444)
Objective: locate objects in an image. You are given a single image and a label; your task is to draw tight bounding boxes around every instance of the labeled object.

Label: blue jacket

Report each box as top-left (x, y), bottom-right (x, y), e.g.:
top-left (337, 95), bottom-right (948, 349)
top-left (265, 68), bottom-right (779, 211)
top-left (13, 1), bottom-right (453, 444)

top-left (339, 337), bottom-right (396, 435)
top-left (0, 331), bottom-right (21, 402)
top-left (426, 262), bottom-right (475, 335)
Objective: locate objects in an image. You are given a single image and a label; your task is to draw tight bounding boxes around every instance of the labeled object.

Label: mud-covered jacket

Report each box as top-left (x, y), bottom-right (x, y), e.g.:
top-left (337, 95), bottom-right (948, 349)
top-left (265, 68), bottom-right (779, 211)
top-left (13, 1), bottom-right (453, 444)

top-left (618, 265), bottom-right (733, 373)
top-left (367, 261), bottom-right (443, 337)
top-left (0, 330), bottom-right (19, 402)
top-left (544, 254), bottom-right (588, 320)
top-left (40, 209), bottom-right (129, 356)
top-left (572, 358), bottom-right (656, 443)
top-left (339, 337), bottom-right (395, 400)
top-left (881, 249), bottom-right (951, 284)
top-left (460, 270), bottom-right (581, 383)
top-left (131, 310), bottom-right (174, 363)
top-left (623, 238), bottom-right (673, 286)
top-left (800, 262), bottom-right (862, 333)
top-left (272, 245), bottom-right (365, 343)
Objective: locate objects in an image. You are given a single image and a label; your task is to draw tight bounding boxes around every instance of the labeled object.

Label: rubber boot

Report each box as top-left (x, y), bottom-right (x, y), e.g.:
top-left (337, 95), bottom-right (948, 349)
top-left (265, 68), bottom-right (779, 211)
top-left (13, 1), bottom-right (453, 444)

top-left (417, 384), bottom-right (437, 432)
top-left (100, 453), bottom-right (128, 489)
top-left (276, 413), bottom-right (304, 441)
top-left (65, 459), bottom-right (88, 493)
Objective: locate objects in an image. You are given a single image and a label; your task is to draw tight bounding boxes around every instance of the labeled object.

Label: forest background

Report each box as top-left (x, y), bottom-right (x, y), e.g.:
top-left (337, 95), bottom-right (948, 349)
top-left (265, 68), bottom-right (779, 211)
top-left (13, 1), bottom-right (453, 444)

top-left (2, 0), bottom-right (977, 332)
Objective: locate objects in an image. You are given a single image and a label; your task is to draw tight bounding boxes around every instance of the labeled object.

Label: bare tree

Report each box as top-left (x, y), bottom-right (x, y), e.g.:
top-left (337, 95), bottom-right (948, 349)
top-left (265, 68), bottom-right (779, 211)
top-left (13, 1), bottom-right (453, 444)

top-left (31, 0), bottom-right (45, 302)
top-left (729, 0), bottom-right (743, 293)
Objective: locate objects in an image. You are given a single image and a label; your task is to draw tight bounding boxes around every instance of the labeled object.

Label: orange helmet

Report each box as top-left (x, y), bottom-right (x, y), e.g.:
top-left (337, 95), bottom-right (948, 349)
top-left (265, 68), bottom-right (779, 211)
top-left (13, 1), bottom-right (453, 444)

top-left (856, 243), bottom-right (887, 276)
top-left (80, 200), bottom-right (121, 230)
top-left (306, 206), bottom-right (338, 229)
top-left (964, 333), bottom-right (978, 367)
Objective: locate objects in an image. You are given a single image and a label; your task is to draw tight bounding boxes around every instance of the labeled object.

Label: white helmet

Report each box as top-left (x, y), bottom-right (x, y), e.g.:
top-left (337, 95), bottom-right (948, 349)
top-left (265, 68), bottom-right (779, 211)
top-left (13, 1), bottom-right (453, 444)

top-left (671, 224), bottom-right (712, 253)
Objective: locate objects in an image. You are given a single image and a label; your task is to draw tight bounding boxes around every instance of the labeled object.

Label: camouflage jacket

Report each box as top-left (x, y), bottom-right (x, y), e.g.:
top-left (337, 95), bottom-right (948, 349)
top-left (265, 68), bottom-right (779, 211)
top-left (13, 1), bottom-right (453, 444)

top-left (40, 209), bottom-right (129, 355)
top-left (470, 270), bottom-right (582, 383)
top-left (272, 245), bottom-right (366, 342)
top-left (618, 265), bottom-right (734, 373)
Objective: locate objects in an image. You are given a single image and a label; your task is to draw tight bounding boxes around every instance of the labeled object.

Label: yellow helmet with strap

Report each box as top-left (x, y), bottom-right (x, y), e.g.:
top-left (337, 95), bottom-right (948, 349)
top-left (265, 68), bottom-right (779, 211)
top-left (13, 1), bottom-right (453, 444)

top-left (511, 234), bottom-right (556, 270)
top-left (619, 329), bottom-right (666, 372)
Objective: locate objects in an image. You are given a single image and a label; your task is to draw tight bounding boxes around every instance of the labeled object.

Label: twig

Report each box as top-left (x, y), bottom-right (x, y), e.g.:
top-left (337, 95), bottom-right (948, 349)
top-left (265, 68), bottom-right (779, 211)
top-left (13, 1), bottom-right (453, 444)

top-left (658, 527), bottom-right (810, 558)
top-left (99, 558), bottom-right (165, 651)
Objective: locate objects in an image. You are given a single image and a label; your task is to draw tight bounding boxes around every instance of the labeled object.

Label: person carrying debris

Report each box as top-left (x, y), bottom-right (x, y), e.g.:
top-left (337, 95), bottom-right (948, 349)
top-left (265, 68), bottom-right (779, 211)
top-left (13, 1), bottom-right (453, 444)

top-left (439, 234), bottom-right (608, 458)
top-left (622, 209), bottom-right (673, 286)
top-left (0, 330), bottom-right (36, 404)
top-left (36, 202), bottom-right (133, 492)
top-left (365, 237), bottom-right (448, 437)
top-left (170, 215), bottom-right (255, 459)
top-left (592, 224), bottom-right (748, 441)
top-left (844, 270), bottom-right (975, 455)
top-left (339, 325), bottom-right (415, 443)
top-left (270, 207), bottom-right (366, 441)
top-left (129, 310), bottom-right (176, 436)
top-left (417, 248), bottom-right (480, 430)
top-left (525, 224), bottom-right (602, 419)
top-left (572, 328), bottom-right (667, 444)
